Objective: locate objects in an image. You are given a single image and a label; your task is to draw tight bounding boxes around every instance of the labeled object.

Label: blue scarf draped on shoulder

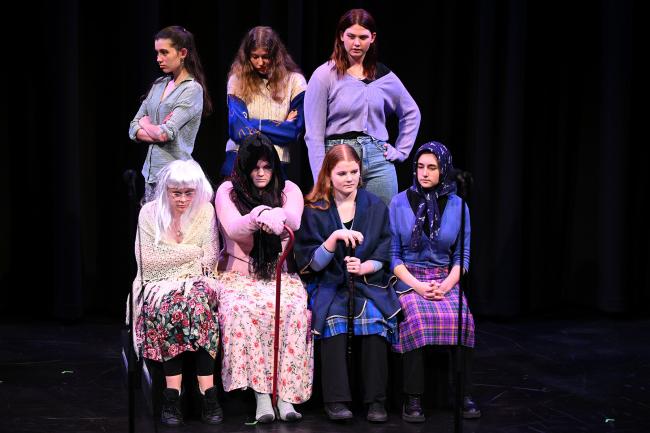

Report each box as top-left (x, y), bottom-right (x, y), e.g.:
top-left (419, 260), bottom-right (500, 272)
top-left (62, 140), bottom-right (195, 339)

top-left (294, 189), bottom-right (401, 334)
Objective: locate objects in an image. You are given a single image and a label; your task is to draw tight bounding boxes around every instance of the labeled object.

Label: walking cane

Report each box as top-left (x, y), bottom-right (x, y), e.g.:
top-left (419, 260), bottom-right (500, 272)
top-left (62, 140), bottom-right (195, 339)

top-left (271, 225), bottom-right (295, 408)
top-left (346, 246), bottom-right (356, 383)
top-left (453, 168), bottom-right (472, 433)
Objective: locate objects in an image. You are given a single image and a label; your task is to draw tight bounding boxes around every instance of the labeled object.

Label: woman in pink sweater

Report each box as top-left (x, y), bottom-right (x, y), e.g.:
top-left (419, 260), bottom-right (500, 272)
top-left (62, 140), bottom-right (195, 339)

top-left (214, 134), bottom-right (313, 423)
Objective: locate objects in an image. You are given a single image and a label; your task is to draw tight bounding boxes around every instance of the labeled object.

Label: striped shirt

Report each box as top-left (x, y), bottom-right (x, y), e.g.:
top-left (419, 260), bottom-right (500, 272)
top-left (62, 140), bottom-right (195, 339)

top-left (129, 76), bottom-right (203, 183)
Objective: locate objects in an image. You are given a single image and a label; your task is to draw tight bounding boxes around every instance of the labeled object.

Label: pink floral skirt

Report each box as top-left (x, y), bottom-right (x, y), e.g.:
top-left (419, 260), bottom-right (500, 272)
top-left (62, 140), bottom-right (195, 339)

top-left (217, 272), bottom-right (313, 403)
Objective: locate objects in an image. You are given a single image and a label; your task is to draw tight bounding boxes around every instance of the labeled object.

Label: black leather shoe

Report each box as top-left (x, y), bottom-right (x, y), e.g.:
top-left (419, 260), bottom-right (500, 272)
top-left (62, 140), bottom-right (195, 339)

top-left (402, 394), bottom-right (425, 423)
top-left (366, 401), bottom-right (388, 423)
top-left (201, 386), bottom-right (224, 424)
top-left (463, 395), bottom-right (481, 419)
top-left (161, 388), bottom-right (183, 425)
top-left (324, 402), bottom-right (353, 420)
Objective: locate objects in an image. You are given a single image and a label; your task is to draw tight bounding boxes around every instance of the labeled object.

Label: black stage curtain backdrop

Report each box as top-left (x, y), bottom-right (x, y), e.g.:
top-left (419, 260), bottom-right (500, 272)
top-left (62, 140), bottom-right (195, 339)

top-left (2, 0), bottom-right (645, 321)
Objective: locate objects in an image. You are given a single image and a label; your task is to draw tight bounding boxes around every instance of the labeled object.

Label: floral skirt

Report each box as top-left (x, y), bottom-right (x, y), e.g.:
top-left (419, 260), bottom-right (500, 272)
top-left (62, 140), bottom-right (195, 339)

top-left (136, 277), bottom-right (220, 362)
top-left (392, 265), bottom-right (475, 353)
top-left (217, 272), bottom-right (313, 404)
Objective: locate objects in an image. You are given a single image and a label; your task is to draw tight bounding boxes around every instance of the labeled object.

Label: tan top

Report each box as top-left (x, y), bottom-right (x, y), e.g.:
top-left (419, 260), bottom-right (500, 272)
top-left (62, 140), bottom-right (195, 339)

top-left (226, 72), bottom-right (307, 162)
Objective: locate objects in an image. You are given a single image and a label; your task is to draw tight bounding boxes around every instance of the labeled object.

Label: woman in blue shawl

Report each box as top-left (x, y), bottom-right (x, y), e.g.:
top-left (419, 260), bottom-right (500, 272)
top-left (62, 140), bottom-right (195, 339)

top-left (294, 144), bottom-right (400, 423)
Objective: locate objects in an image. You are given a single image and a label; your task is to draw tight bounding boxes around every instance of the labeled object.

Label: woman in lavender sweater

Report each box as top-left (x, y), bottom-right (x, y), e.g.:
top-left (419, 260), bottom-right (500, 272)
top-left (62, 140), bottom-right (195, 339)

top-left (304, 8), bottom-right (421, 205)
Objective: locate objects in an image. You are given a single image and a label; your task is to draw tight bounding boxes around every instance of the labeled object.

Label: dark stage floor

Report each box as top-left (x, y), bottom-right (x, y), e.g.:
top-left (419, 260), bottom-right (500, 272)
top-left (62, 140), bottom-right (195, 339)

top-left (1, 316), bottom-right (649, 433)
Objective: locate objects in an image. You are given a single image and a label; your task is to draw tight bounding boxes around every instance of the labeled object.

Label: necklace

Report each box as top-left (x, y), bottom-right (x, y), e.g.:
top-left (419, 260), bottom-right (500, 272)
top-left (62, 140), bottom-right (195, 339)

top-left (335, 198), bottom-right (356, 230)
top-left (172, 220), bottom-right (183, 238)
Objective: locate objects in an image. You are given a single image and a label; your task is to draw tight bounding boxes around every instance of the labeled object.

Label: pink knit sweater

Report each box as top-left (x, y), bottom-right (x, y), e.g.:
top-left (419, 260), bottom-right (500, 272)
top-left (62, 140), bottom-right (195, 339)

top-left (214, 180), bottom-right (304, 275)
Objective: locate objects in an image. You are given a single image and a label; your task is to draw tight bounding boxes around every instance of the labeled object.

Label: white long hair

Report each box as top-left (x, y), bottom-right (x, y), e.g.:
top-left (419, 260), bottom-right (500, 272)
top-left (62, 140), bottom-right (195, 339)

top-left (152, 159), bottom-right (213, 244)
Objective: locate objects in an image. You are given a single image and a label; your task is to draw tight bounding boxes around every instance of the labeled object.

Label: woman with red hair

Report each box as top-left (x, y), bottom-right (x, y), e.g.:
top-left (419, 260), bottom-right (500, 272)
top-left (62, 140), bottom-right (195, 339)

top-left (295, 144), bottom-right (400, 422)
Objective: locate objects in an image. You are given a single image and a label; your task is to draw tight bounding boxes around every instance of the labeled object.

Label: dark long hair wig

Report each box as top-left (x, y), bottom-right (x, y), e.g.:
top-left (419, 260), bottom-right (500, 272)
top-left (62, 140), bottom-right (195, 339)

top-left (229, 133), bottom-right (286, 280)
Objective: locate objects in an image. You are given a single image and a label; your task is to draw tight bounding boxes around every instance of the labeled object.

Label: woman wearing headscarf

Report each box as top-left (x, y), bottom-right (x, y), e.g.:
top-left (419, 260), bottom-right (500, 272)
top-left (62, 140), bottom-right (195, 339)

top-left (389, 141), bottom-right (480, 422)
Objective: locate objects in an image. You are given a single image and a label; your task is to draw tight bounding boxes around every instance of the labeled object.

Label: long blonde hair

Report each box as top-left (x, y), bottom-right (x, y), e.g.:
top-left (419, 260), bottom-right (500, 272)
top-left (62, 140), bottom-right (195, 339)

top-left (228, 26), bottom-right (301, 104)
top-left (305, 144), bottom-right (362, 210)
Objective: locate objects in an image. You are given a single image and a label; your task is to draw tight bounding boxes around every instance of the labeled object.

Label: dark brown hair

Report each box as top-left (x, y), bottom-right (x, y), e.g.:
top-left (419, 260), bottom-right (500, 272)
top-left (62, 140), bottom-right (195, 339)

top-left (154, 25), bottom-right (213, 116)
top-left (229, 133), bottom-right (286, 280)
top-left (330, 9), bottom-right (378, 79)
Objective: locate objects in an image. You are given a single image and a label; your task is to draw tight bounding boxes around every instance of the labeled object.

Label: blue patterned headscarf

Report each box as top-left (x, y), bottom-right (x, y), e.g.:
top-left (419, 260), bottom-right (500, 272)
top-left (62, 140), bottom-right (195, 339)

top-left (409, 141), bottom-right (457, 250)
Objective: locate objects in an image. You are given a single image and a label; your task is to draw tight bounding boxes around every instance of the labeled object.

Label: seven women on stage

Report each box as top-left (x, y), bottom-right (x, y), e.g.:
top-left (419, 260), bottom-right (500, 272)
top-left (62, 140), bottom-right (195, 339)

top-left (128, 12), bottom-right (479, 425)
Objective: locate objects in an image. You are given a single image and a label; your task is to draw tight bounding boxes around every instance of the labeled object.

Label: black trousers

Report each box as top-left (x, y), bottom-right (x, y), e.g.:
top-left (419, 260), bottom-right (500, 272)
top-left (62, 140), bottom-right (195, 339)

top-left (162, 349), bottom-right (215, 377)
top-left (320, 334), bottom-right (388, 404)
top-left (403, 346), bottom-right (474, 395)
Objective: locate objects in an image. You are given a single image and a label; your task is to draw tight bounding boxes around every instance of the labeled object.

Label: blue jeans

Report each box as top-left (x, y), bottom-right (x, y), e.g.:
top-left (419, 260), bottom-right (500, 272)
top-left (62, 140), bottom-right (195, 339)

top-left (325, 136), bottom-right (397, 205)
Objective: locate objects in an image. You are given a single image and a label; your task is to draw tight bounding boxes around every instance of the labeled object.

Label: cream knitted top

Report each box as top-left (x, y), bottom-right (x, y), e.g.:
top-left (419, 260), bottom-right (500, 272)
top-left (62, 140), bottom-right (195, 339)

top-left (226, 72), bottom-right (307, 162)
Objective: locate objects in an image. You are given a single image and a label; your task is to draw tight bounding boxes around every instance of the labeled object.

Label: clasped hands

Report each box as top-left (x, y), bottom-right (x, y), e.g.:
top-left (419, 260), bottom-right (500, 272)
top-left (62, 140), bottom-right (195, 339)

top-left (414, 280), bottom-right (448, 301)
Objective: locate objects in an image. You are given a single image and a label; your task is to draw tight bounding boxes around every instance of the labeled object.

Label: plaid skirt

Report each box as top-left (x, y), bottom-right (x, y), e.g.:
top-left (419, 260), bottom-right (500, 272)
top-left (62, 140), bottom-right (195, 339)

top-left (321, 298), bottom-right (398, 344)
top-left (392, 265), bottom-right (475, 353)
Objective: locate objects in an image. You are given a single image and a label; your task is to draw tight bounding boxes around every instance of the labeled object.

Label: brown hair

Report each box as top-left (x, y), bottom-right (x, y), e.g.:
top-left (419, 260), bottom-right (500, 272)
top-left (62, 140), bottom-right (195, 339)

top-left (330, 8), bottom-right (378, 79)
top-left (228, 26), bottom-right (301, 104)
top-left (154, 26), bottom-right (213, 116)
top-left (305, 144), bottom-right (362, 210)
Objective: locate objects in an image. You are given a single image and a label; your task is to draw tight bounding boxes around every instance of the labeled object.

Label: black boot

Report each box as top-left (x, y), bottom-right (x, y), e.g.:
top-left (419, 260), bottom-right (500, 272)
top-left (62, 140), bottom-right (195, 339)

top-left (161, 388), bottom-right (183, 426)
top-left (366, 401), bottom-right (388, 423)
top-left (201, 386), bottom-right (224, 424)
top-left (463, 395), bottom-right (481, 419)
top-left (402, 394), bottom-right (425, 423)
top-left (324, 402), bottom-right (353, 420)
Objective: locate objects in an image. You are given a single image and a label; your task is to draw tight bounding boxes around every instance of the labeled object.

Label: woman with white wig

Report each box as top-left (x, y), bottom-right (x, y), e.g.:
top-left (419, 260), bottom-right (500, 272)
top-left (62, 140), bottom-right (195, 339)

top-left (129, 159), bottom-right (223, 426)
